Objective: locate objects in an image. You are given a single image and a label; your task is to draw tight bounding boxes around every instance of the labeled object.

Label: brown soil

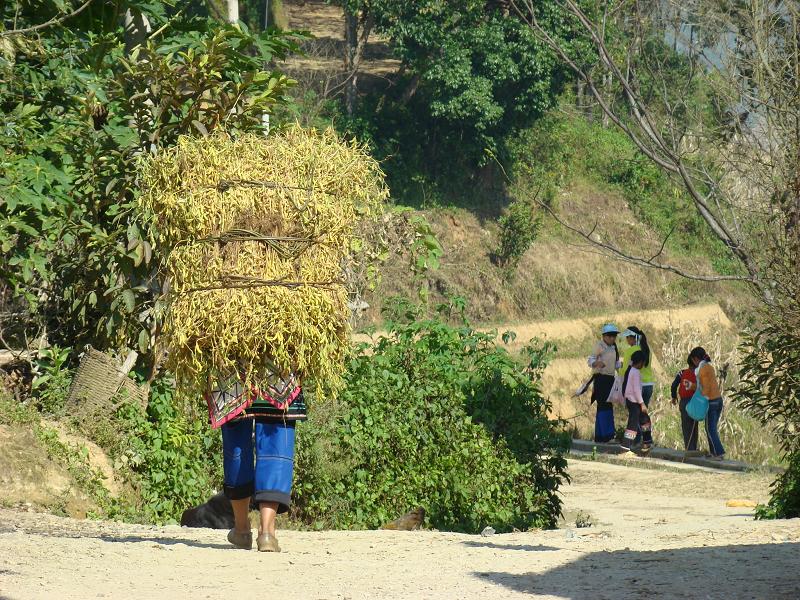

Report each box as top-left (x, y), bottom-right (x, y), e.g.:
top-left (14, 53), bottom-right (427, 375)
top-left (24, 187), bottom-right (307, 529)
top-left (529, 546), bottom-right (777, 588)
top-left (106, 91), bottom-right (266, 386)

top-left (1, 459), bottom-right (797, 599)
top-left (40, 419), bottom-right (122, 497)
top-left (0, 425), bottom-right (94, 518)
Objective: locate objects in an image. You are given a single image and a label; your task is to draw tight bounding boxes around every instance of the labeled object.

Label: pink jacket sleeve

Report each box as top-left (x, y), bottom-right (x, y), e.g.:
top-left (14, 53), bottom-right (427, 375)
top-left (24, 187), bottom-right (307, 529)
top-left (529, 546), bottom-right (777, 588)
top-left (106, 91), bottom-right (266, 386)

top-left (624, 369), bottom-right (644, 404)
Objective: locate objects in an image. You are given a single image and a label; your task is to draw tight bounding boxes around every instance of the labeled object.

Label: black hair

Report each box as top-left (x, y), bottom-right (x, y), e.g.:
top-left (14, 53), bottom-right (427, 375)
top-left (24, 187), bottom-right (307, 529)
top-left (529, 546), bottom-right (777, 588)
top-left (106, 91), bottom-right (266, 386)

top-left (686, 354), bottom-right (694, 369)
top-left (627, 326), bottom-right (651, 367)
top-left (689, 346), bottom-right (711, 363)
top-left (622, 350), bottom-right (647, 396)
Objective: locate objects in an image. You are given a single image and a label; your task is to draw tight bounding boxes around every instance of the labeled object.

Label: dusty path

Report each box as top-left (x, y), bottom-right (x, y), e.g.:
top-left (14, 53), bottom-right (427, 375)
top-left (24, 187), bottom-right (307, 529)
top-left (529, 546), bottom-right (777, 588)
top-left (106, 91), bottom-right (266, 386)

top-left (2, 458), bottom-right (798, 600)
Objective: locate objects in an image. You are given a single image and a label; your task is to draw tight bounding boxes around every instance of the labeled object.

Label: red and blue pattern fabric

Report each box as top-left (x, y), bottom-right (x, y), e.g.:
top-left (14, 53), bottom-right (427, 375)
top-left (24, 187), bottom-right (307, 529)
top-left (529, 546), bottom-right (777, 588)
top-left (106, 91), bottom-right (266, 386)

top-left (205, 365), bottom-right (302, 429)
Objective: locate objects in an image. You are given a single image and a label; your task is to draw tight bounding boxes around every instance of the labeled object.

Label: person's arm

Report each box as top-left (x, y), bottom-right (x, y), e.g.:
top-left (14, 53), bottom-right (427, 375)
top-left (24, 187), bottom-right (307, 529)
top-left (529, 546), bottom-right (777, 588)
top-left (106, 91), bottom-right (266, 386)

top-left (587, 342), bottom-right (605, 369)
top-left (670, 372), bottom-right (681, 403)
top-left (699, 363), bottom-right (714, 395)
top-left (631, 370), bottom-right (644, 405)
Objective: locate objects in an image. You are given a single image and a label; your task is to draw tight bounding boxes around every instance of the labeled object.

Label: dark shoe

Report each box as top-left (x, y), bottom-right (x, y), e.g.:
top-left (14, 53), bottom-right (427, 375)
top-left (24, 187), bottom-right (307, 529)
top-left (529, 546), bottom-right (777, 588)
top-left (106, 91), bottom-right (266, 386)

top-left (257, 532), bottom-right (281, 552)
top-left (227, 528), bottom-right (253, 550)
top-left (618, 444), bottom-right (636, 456)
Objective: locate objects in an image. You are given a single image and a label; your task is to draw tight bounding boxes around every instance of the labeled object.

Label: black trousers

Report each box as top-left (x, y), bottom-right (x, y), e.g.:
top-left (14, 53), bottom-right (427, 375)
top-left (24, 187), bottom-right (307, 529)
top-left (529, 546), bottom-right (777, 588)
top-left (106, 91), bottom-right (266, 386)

top-left (622, 401), bottom-right (652, 448)
top-left (678, 397), bottom-right (699, 451)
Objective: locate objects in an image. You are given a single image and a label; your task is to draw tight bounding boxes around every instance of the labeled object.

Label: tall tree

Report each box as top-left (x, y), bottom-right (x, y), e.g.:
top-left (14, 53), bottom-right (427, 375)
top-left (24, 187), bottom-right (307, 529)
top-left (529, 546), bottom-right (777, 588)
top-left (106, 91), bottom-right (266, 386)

top-left (226, 0), bottom-right (239, 22)
top-left (1, 0), bottom-right (298, 364)
top-left (512, 0), bottom-right (800, 515)
top-left (332, 0), bottom-right (571, 202)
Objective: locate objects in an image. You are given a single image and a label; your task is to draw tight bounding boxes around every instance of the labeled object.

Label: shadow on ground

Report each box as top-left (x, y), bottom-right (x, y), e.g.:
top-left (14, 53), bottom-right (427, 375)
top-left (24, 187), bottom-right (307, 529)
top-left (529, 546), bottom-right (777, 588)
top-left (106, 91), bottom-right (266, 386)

top-left (473, 542), bottom-right (800, 599)
top-left (462, 541), bottom-right (559, 552)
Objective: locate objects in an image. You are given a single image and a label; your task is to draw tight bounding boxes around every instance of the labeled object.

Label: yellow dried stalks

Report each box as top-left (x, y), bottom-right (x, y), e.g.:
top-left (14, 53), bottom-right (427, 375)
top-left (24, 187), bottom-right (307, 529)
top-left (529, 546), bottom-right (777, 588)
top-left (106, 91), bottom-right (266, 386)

top-left (138, 125), bottom-right (388, 397)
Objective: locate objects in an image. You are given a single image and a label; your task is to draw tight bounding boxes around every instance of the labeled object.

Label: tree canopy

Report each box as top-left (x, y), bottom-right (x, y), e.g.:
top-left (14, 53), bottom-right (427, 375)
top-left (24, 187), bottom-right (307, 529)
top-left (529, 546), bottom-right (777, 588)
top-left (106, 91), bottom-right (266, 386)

top-left (1, 1), bottom-right (299, 364)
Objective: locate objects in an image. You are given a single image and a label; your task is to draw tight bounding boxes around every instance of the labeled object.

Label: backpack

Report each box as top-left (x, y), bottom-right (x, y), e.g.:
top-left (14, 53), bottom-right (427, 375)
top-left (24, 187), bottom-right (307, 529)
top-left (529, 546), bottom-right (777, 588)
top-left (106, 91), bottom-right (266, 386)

top-left (678, 368), bottom-right (697, 400)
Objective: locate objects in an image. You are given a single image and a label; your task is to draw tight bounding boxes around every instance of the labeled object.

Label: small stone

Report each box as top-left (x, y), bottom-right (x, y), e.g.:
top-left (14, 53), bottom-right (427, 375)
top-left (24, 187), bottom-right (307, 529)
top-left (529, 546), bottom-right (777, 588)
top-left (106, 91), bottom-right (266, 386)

top-left (480, 526), bottom-right (495, 537)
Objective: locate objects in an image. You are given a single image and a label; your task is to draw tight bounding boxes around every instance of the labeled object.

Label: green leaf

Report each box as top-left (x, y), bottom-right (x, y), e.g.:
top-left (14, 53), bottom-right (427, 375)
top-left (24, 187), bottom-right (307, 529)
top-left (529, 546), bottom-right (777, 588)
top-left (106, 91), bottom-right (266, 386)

top-left (138, 329), bottom-right (150, 354)
top-left (121, 289), bottom-right (136, 314)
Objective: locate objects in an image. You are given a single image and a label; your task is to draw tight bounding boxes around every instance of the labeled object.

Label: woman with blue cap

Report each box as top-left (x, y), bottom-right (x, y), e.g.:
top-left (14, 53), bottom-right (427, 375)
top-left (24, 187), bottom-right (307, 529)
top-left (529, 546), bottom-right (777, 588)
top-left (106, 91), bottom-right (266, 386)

top-left (585, 323), bottom-right (622, 443)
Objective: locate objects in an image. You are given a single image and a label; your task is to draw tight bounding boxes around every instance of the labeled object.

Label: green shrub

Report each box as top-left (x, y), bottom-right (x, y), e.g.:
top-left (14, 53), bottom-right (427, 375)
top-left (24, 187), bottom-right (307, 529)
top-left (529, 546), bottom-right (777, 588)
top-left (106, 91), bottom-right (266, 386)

top-left (736, 320), bottom-right (800, 519)
top-left (495, 196), bottom-right (543, 273)
top-left (110, 378), bottom-right (222, 524)
top-left (294, 298), bottom-right (569, 533)
top-left (30, 346), bottom-right (73, 417)
top-left (755, 450), bottom-right (800, 520)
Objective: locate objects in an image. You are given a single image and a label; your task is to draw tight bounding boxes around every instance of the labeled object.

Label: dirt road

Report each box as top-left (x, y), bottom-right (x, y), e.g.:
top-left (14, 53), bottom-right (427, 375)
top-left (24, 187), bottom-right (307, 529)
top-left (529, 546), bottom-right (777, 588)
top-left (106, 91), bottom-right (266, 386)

top-left (2, 457), bottom-right (798, 600)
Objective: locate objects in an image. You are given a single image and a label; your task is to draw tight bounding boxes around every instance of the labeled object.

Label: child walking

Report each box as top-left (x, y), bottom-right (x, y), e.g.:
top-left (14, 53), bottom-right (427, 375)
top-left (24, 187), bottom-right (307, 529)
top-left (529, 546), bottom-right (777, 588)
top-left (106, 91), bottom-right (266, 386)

top-left (670, 354), bottom-right (701, 456)
top-left (621, 350), bottom-right (653, 453)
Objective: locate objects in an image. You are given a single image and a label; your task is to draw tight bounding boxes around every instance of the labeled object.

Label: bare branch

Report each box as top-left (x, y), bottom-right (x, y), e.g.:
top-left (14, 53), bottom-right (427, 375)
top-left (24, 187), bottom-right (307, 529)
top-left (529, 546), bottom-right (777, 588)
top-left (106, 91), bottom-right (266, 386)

top-left (1, 0), bottom-right (94, 37)
top-left (534, 196), bottom-right (753, 283)
top-left (512, 0), bottom-right (770, 299)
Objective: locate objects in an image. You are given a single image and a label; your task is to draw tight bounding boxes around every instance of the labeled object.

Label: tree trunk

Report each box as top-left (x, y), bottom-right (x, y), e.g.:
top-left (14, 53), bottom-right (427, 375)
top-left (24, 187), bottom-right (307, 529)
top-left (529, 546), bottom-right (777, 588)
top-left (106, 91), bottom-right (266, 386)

top-left (576, 79), bottom-right (585, 116)
top-left (345, 9), bottom-right (358, 116)
top-left (227, 0), bottom-right (239, 23)
top-left (123, 9), bottom-right (151, 55)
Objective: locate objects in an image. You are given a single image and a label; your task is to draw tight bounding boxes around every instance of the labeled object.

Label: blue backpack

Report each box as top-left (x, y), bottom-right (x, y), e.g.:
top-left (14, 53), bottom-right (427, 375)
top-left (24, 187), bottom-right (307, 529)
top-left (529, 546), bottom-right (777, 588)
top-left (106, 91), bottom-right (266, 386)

top-left (686, 378), bottom-right (709, 421)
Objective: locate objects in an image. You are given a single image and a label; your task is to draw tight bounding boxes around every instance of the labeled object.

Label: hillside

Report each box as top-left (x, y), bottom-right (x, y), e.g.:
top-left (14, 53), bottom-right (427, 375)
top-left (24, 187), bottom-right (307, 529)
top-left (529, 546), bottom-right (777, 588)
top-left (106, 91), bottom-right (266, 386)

top-left (363, 181), bottom-right (751, 325)
top-left (277, 0), bottom-right (753, 327)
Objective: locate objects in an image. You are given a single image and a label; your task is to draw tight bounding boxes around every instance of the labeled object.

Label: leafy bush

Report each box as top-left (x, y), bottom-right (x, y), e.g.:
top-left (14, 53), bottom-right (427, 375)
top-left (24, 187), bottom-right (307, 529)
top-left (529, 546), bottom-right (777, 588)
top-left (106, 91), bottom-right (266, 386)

top-left (494, 191), bottom-right (549, 273)
top-left (294, 298), bottom-right (569, 533)
top-left (30, 345), bottom-right (73, 417)
top-left (110, 378), bottom-right (222, 524)
top-left (736, 317), bottom-right (800, 519)
top-left (755, 450), bottom-right (800, 520)
top-left (507, 112), bottom-right (738, 272)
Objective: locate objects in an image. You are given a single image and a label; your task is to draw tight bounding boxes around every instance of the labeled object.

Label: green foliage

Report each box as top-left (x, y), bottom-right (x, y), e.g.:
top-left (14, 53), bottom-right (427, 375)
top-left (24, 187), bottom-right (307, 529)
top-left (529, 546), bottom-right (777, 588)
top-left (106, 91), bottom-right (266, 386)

top-left (735, 318), bottom-right (800, 519)
top-left (337, 0), bottom-right (573, 205)
top-left (0, 4), bottom-right (298, 367)
top-left (30, 345), bottom-right (73, 416)
top-left (494, 193), bottom-right (547, 273)
top-left (294, 298), bottom-right (569, 533)
top-left (755, 451), bottom-right (800, 520)
top-left (508, 111), bottom-right (737, 271)
top-left (110, 377), bottom-right (222, 524)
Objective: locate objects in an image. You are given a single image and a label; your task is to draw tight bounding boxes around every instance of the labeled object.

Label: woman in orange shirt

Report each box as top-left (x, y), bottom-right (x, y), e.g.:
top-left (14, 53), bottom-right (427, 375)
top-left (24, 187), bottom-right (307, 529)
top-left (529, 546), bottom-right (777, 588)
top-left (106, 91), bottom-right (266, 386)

top-left (689, 346), bottom-right (726, 460)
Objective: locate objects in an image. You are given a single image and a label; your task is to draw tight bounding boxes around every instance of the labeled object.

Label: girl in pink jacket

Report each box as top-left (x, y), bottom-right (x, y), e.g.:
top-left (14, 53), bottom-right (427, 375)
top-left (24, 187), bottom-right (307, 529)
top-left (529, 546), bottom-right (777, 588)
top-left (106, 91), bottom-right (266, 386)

top-left (621, 350), bottom-right (653, 452)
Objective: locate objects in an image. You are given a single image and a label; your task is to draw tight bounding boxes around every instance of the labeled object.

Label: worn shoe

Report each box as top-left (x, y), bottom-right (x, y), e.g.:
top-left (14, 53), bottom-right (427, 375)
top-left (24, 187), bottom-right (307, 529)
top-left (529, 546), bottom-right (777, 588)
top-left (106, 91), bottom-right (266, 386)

top-left (227, 528), bottom-right (253, 550)
top-left (257, 532), bottom-right (281, 552)
top-left (708, 454), bottom-right (725, 462)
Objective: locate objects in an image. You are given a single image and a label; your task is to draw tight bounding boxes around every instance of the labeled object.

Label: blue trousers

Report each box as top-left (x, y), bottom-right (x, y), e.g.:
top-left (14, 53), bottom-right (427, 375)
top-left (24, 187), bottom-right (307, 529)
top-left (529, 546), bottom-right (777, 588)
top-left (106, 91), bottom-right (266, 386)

top-left (705, 398), bottom-right (725, 457)
top-left (594, 406), bottom-right (616, 443)
top-left (221, 419), bottom-right (296, 513)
